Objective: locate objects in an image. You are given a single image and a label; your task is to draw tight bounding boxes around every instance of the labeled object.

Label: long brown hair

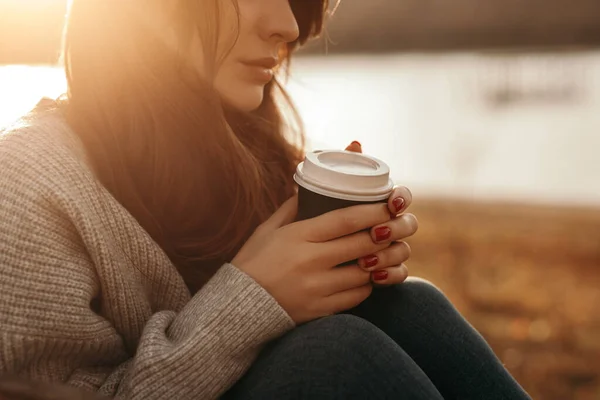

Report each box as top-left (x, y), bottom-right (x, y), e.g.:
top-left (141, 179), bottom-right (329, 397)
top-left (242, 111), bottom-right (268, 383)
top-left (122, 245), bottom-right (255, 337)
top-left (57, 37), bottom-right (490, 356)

top-left (61, 0), bottom-right (331, 292)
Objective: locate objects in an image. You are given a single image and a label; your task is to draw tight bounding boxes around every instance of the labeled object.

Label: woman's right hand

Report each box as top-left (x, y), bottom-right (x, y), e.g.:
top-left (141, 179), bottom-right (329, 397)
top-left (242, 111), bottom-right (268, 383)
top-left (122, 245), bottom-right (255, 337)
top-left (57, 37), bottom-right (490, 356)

top-left (232, 196), bottom-right (393, 324)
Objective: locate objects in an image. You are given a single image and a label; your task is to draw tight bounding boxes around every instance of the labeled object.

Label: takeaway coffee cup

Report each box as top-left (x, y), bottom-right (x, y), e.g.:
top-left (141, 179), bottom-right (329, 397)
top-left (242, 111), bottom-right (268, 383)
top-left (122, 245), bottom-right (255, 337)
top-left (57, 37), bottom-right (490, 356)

top-left (294, 150), bottom-right (394, 221)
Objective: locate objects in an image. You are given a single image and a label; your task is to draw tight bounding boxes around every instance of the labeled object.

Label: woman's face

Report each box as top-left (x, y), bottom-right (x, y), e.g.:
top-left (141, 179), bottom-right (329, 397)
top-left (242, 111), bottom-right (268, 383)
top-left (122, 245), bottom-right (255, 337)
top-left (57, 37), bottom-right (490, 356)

top-left (153, 0), bottom-right (300, 112)
top-left (213, 0), bottom-right (300, 111)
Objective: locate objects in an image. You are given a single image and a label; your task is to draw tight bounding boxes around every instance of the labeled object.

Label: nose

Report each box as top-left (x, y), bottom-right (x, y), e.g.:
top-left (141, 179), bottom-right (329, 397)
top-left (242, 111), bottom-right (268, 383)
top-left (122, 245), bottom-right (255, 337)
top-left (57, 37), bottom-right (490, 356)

top-left (260, 0), bottom-right (300, 44)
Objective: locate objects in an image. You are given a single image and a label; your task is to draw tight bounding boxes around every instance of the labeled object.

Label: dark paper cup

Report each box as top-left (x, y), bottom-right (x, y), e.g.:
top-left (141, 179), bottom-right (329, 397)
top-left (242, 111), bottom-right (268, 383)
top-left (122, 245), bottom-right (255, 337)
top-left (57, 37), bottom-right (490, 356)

top-left (294, 150), bottom-right (394, 221)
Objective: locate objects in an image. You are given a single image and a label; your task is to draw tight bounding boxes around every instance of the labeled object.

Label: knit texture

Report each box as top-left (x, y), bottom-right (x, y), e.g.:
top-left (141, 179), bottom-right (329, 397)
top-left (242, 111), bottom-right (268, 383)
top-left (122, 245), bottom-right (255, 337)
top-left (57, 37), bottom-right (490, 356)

top-left (0, 111), bottom-right (295, 399)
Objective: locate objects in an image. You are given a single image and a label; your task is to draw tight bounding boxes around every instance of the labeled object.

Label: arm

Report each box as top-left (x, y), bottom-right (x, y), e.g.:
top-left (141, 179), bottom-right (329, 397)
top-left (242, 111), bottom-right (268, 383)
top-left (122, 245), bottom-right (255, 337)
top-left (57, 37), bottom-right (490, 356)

top-left (0, 143), bottom-right (294, 400)
top-left (113, 264), bottom-right (293, 399)
top-left (0, 212), bottom-right (293, 400)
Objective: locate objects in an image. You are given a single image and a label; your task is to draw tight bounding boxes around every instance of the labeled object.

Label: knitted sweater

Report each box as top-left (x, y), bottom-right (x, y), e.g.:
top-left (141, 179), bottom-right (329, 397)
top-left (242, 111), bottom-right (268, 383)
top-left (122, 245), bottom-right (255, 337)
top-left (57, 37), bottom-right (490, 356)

top-left (0, 111), bottom-right (295, 399)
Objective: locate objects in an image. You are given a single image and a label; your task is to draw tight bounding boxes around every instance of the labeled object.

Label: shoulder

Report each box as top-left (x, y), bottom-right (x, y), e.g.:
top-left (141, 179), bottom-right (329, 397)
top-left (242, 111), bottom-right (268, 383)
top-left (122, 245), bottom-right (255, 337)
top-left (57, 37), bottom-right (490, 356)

top-left (0, 110), bottom-right (106, 295)
top-left (0, 109), bottom-right (108, 256)
top-left (0, 109), bottom-right (97, 207)
top-left (0, 112), bottom-right (111, 341)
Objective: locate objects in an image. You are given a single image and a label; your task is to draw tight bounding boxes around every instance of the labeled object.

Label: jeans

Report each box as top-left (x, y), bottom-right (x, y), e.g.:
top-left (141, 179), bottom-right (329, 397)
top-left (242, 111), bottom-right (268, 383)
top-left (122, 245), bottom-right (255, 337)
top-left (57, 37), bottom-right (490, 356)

top-left (224, 278), bottom-right (531, 400)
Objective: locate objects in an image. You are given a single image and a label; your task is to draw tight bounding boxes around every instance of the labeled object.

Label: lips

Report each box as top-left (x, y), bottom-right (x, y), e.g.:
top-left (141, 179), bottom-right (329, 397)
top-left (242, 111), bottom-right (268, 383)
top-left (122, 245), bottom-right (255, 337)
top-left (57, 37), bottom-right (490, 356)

top-left (240, 57), bottom-right (278, 83)
top-left (241, 57), bottom-right (279, 69)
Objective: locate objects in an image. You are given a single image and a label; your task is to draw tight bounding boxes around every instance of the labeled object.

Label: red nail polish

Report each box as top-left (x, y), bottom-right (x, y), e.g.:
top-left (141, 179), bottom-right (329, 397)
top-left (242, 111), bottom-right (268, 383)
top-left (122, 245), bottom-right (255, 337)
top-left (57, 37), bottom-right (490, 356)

top-left (374, 227), bottom-right (391, 242)
top-left (363, 255), bottom-right (379, 268)
top-left (392, 197), bottom-right (405, 213)
top-left (372, 271), bottom-right (389, 281)
top-left (351, 140), bottom-right (362, 147)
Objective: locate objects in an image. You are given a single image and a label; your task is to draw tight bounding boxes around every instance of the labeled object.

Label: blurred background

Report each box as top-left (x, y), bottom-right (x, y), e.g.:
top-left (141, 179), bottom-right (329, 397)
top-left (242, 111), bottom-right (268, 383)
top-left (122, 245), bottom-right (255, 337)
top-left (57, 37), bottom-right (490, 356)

top-left (1, 1), bottom-right (599, 399)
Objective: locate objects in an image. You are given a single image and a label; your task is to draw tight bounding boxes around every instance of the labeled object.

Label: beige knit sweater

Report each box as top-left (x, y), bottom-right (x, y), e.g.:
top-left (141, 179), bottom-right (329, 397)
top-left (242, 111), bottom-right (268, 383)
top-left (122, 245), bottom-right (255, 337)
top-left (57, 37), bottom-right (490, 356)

top-left (0, 111), bottom-right (295, 399)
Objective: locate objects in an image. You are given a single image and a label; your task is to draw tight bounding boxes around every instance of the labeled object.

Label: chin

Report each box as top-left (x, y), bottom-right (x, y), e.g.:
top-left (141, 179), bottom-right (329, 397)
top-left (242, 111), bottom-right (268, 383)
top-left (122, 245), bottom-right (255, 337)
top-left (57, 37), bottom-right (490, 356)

top-left (220, 84), bottom-right (266, 112)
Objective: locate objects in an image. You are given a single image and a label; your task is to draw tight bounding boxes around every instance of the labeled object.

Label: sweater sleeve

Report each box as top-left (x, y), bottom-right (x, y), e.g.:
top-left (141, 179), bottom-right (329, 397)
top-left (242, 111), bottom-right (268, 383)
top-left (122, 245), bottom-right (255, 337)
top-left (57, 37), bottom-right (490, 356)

top-left (0, 126), bottom-right (295, 399)
top-left (115, 264), bottom-right (294, 399)
top-left (0, 207), bottom-right (294, 398)
top-left (0, 218), bottom-right (294, 399)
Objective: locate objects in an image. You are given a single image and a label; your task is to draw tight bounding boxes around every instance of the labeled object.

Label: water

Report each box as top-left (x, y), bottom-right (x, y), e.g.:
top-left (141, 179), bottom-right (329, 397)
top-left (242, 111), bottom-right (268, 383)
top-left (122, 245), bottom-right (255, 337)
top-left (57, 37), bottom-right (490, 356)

top-left (2, 52), bottom-right (600, 207)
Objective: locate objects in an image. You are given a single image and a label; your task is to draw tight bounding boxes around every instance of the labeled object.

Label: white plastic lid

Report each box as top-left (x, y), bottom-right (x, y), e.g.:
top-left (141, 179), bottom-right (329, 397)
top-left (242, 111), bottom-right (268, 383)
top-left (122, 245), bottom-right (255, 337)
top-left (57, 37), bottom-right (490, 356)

top-left (294, 150), bottom-right (394, 201)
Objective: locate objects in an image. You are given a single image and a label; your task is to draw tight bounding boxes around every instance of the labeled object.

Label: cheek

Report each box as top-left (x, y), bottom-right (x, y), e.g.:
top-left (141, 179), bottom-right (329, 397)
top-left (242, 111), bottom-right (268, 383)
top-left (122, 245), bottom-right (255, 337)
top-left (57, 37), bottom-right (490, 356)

top-left (215, 66), bottom-right (266, 112)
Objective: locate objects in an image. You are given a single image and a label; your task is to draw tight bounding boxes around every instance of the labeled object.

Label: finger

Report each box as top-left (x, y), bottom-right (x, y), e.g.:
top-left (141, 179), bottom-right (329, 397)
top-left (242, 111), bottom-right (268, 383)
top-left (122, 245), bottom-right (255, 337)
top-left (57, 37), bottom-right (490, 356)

top-left (262, 195), bottom-right (298, 230)
top-left (371, 213), bottom-right (418, 244)
top-left (345, 141), bottom-right (362, 153)
top-left (321, 265), bottom-right (371, 294)
top-left (319, 230), bottom-right (390, 267)
top-left (358, 241), bottom-right (411, 271)
top-left (323, 284), bottom-right (372, 315)
top-left (371, 264), bottom-right (409, 286)
top-left (300, 203), bottom-right (391, 242)
top-left (387, 186), bottom-right (413, 215)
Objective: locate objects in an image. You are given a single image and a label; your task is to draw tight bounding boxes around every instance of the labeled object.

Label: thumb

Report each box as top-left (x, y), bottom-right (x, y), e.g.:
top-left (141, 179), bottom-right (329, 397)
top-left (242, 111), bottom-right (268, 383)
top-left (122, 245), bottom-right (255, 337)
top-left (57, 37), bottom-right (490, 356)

top-left (345, 141), bottom-right (362, 153)
top-left (263, 195), bottom-right (299, 229)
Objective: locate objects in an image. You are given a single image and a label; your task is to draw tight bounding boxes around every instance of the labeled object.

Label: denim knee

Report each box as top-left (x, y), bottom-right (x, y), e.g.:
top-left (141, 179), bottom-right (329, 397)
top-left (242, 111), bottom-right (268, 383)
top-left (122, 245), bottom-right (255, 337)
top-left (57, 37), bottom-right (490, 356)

top-left (399, 278), bottom-right (451, 309)
top-left (295, 314), bottom-right (386, 347)
top-left (369, 277), bottom-right (450, 307)
top-left (225, 314), bottom-right (445, 400)
top-left (352, 278), bottom-right (457, 330)
top-left (227, 315), bottom-right (396, 393)
top-left (262, 314), bottom-right (399, 371)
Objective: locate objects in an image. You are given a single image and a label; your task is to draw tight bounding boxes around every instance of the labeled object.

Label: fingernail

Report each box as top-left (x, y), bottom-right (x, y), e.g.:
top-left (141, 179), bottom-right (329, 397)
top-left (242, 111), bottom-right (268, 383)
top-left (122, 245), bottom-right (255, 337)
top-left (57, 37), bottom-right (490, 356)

top-left (362, 255), bottom-right (379, 269)
top-left (374, 227), bottom-right (391, 242)
top-left (351, 141), bottom-right (362, 147)
top-left (372, 270), bottom-right (389, 281)
top-left (392, 197), bottom-right (405, 213)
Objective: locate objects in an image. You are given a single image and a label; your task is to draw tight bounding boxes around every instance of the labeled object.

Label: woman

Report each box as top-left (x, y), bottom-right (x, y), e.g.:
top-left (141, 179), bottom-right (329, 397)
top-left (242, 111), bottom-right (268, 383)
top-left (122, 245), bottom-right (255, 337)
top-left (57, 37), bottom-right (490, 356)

top-left (0, 0), bottom-right (531, 399)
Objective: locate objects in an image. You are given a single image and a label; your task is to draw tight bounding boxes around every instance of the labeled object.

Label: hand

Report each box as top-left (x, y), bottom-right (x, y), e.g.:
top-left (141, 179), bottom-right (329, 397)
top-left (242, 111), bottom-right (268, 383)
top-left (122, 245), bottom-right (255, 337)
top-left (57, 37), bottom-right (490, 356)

top-left (345, 141), bottom-right (418, 286)
top-left (232, 196), bottom-right (393, 324)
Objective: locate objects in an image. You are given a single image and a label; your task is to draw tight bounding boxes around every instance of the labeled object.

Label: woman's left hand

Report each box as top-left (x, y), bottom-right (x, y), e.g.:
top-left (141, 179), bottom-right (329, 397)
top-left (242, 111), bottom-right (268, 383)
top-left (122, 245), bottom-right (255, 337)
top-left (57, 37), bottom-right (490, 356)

top-left (345, 141), bottom-right (418, 286)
